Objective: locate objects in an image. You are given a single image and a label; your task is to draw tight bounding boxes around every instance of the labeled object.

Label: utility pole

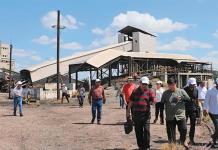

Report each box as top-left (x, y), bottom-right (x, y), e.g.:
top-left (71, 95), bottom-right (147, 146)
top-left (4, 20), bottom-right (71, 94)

top-left (8, 44), bottom-right (12, 99)
top-left (52, 10), bottom-right (65, 100)
top-left (56, 10), bottom-right (61, 100)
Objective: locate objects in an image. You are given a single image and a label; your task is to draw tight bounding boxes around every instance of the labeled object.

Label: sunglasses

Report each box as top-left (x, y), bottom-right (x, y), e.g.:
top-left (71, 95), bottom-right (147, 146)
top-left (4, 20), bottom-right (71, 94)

top-left (141, 83), bottom-right (148, 85)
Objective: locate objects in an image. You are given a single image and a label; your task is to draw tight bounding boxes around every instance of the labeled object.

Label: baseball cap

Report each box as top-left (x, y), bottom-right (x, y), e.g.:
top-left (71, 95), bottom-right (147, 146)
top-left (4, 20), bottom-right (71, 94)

top-left (96, 79), bottom-right (101, 82)
top-left (156, 81), bottom-right (163, 84)
top-left (140, 76), bottom-right (149, 84)
top-left (188, 78), bottom-right (197, 85)
top-left (16, 81), bottom-right (22, 85)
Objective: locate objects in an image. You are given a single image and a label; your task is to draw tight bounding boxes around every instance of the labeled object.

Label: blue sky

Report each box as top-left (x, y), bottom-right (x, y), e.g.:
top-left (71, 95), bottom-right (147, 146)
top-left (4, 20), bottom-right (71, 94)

top-left (1, 0), bottom-right (218, 71)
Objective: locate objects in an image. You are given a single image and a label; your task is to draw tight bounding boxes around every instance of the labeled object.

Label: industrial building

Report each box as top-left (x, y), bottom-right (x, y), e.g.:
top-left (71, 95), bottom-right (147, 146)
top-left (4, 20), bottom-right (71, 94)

top-left (0, 43), bottom-right (15, 71)
top-left (23, 26), bottom-right (213, 90)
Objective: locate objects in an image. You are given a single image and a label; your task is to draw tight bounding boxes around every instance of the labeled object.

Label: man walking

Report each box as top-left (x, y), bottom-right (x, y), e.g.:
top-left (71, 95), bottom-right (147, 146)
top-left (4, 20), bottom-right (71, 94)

top-left (126, 76), bottom-right (155, 150)
top-left (77, 84), bottom-right (86, 107)
top-left (116, 84), bottom-right (124, 108)
top-left (203, 78), bottom-right (218, 146)
top-left (13, 81), bottom-right (23, 117)
top-left (197, 81), bottom-right (207, 123)
top-left (184, 78), bottom-right (198, 145)
top-left (153, 80), bottom-right (165, 125)
top-left (122, 76), bottom-right (136, 113)
top-left (88, 79), bottom-right (106, 124)
top-left (161, 78), bottom-right (190, 148)
top-left (61, 84), bottom-right (69, 103)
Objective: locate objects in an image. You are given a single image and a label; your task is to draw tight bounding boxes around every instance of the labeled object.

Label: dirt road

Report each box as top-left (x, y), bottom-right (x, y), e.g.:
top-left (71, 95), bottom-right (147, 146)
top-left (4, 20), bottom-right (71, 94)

top-left (0, 93), bottom-right (212, 150)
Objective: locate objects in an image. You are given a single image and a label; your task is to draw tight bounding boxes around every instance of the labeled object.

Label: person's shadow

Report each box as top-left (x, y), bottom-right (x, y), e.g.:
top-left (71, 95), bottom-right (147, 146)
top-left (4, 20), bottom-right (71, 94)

top-left (0, 114), bottom-right (14, 117)
top-left (72, 122), bottom-right (125, 126)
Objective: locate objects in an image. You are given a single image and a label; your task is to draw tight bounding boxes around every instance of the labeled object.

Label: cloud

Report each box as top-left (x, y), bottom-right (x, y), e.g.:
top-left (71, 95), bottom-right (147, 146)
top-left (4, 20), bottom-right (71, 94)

top-left (31, 55), bottom-right (42, 61)
top-left (111, 11), bottom-right (189, 33)
top-left (32, 35), bottom-right (56, 45)
top-left (32, 35), bottom-right (82, 50)
top-left (41, 11), bottom-right (83, 29)
top-left (213, 30), bottom-right (218, 38)
top-left (61, 42), bottom-right (83, 50)
top-left (200, 50), bottom-right (218, 70)
top-left (89, 33), bottom-right (117, 49)
top-left (14, 48), bottom-right (42, 61)
top-left (90, 11), bottom-right (189, 48)
top-left (207, 50), bottom-right (218, 57)
top-left (158, 37), bottom-right (213, 51)
top-left (92, 28), bottom-right (104, 35)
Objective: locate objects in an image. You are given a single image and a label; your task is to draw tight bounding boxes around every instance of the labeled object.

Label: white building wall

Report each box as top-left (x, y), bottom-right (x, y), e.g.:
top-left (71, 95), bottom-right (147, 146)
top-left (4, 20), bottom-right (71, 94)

top-left (132, 32), bottom-right (156, 53)
top-left (0, 43), bottom-right (15, 70)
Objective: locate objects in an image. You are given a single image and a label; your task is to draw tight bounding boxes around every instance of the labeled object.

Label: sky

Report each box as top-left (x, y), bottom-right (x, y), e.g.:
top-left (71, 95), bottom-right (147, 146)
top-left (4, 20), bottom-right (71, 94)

top-left (1, 0), bottom-right (218, 71)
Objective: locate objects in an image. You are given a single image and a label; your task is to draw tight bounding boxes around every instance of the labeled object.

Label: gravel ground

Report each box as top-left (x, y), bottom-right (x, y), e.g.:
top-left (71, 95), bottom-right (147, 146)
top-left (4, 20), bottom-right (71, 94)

top-left (0, 93), bottom-right (213, 150)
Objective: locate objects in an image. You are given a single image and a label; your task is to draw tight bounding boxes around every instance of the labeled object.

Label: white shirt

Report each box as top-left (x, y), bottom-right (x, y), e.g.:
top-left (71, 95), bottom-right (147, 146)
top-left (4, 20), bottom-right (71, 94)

top-left (62, 86), bottom-right (68, 93)
top-left (13, 87), bottom-right (23, 97)
top-left (197, 86), bottom-right (207, 100)
top-left (155, 87), bottom-right (164, 103)
top-left (203, 87), bottom-right (218, 114)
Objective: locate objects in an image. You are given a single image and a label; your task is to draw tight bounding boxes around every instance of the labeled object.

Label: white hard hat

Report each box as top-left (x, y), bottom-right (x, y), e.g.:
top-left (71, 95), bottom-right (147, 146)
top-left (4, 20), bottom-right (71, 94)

top-left (156, 81), bottom-right (163, 84)
top-left (188, 78), bottom-right (197, 85)
top-left (17, 81), bottom-right (22, 85)
top-left (96, 79), bottom-right (101, 82)
top-left (140, 76), bottom-right (149, 84)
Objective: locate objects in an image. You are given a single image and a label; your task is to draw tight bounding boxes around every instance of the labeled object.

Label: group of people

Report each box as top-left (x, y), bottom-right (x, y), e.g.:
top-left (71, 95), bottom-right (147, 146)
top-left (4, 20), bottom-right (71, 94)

top-left (117, 76), bottom-right (218, 150)
top-left (11, 75), bottom-right (218, 150)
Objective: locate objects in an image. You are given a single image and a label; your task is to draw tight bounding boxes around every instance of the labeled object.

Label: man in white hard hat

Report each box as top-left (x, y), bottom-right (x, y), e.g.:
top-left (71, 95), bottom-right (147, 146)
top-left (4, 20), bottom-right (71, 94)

top-left (13, 81), bottom-right (23, 117)
top-left (126, 76), bottom-right (156, 150)
top-left (88, 79), bottom-right (106, 124)
top-left (184, 78), bottom-right (198, 145)
top-left (203, 78), bottom-right (218, 147)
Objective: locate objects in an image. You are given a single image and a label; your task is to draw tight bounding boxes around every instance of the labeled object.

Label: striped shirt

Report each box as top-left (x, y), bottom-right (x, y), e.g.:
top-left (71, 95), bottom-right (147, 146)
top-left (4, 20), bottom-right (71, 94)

top-left (130, 87), bottom-right (155, 113)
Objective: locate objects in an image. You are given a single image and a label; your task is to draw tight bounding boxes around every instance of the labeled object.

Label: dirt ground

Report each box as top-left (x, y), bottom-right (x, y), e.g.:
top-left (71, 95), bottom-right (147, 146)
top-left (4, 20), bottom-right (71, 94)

top-left (0, 93), bottom-right (212, 150)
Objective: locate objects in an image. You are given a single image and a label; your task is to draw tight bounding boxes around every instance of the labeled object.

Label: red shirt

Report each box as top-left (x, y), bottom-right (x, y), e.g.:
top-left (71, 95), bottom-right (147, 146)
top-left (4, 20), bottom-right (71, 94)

top-left (130, 87), bottom-right (156, 113)
top-left (122, 83), bottom-right (136, 103)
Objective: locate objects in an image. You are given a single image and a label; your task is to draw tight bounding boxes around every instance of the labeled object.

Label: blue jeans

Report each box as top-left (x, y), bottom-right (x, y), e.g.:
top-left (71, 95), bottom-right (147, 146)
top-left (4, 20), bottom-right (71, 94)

top-left (13, 96), bottom-right (23, 114)
top-left (92, 99), bottom-right (103, 122)
top-left (119, 95), bottom-right (124, 108)
top-left (209, 113), bottom-right (218, 141)
top-left (78, 96), bottom-right (85, 107)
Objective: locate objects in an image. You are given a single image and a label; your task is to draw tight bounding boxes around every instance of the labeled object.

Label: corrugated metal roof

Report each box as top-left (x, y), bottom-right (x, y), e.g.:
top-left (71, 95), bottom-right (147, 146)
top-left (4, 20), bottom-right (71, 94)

top-left (84, 51), bottom-right (196, 68)
top-left (27, 41), bottom-right (207, 82)
top-left (28, 41), bottom-right (132, 82)
top-left (29, 41), bottom-right (131, 71)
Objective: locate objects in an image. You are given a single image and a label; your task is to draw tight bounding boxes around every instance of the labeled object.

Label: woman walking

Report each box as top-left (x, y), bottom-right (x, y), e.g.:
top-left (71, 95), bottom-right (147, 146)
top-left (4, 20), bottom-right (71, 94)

top-left (153, 81), bottom-right (165, 125)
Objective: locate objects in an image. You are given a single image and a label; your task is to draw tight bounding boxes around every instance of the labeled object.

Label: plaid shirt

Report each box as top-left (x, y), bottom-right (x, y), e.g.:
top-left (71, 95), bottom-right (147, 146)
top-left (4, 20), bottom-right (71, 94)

top-left (130, 87), bottom-right (155, 113)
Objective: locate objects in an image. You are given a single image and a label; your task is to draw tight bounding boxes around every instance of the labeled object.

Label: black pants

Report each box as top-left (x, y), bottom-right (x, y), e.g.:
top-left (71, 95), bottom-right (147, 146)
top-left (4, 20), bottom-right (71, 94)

top-left (62, 93), bottom-right (69, 103)
top-left (133, 113), bottom-right (150, 149)
top-left (126, 102), bottom-right (131, 120)
top-left (155, 102), bottom-right (164, 123)
top-left (166, 118), bottom-right (187, 144)
top-left (209, 113), bottom-right (218, 143)
top-left (186, 111), bottom-right (196, 141)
